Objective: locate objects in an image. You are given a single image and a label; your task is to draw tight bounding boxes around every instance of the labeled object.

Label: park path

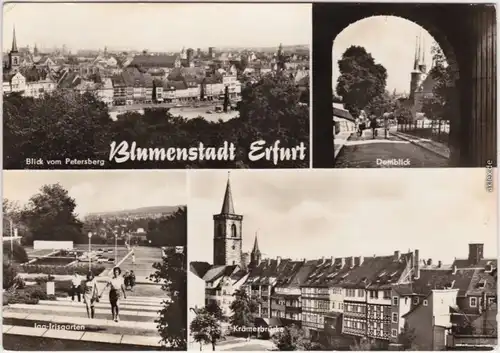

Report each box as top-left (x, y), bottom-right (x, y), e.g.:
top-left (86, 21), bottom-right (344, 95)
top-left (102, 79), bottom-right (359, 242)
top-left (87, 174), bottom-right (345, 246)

top-left (334, 128), bottom-right (449, 168)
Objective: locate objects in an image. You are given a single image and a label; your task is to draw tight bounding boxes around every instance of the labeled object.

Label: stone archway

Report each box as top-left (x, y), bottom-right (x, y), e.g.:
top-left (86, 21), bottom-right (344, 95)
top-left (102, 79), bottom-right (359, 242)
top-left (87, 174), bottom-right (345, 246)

top-left (312, 3), bottom-right (496, 168)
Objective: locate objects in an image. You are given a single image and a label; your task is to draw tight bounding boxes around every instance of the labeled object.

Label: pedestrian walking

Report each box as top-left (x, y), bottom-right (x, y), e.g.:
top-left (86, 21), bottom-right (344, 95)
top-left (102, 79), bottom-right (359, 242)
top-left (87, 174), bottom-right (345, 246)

top-left (99, 266), bottom-right (127, 322)
top-left (129, 270), bottom-right (136, 292)
top-left (82, 272), bottom-right (99, 319)
top-left (123, 270), bottom-right (130, 290)
top-left (71, 272), bottom-right (82, 302)
top-left (370, 115), bottom-right (379, 139)
top-left (131, 252), bottom-right (136, 266)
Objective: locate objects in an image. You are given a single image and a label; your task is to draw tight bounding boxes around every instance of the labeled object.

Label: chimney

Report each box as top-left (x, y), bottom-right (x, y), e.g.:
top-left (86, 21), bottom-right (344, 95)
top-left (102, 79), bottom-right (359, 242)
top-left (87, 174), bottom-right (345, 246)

top-left (349, 256), bottom-right (355, 269)
top-left (277, 256), bottom-right (282, 266)
top-left (427, 259), bottom-right (432, 266)
top-left (413, 249), bottom-right (420, 279)
top-left (468, 244), bottom-right (484, 265)
top-left (321, 256), bottom-right (325, 264)
top-left (340, 257), bottom-right (345, 267)
top-left (452, 265), bottom-right (457, 275)
top-left (359, 256), bottom-right (364, 266)
top-left (331, 256), bottom-right (335, 264)
top-left (438, 261), bottom-right (442, 268)
top-left (394, 251), bottom-right (400, 261)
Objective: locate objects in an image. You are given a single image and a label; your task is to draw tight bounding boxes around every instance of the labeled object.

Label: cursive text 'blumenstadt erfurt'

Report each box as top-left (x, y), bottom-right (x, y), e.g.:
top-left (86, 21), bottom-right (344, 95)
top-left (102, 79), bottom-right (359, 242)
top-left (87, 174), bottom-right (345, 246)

top-left (109, 141), bottom-right (236, 163)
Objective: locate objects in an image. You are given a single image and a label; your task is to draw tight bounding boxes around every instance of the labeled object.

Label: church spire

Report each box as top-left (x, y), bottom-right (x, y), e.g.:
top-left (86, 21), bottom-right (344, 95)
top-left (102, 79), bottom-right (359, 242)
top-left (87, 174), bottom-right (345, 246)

top-left (11, 26), bottom-right (18, 53)
top-left (252, 233), bottom-right (260, 254)
top-left (421, 35), bottom-right (426, 65)
top-left (413, 35), bottom-right (419, 70)
top-left (220, 172), bottom-right (235, 214)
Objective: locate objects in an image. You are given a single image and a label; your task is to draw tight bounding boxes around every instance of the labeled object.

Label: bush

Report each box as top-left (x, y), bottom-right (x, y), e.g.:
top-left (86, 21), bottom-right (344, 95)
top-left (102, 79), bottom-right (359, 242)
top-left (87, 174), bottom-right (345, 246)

top-left (19, 263), bottom-right (105, 276)
top-left (3, 242), bottom-right (29, 263)
top-left (3, 284), bottom-right (50, 305)
top-left (3, 261), bottom-right (19, 289)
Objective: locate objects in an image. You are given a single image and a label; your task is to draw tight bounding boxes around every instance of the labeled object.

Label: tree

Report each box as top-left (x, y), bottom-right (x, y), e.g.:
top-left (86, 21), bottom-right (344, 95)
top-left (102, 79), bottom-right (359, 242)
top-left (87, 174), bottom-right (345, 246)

top-left (336, 46), bottom-right (388, 118)
top-left (3, 198), bottom-right (21, 236)
top-left (200, 80), bottom-right (205, 101)
top-left (398, 322), bottom-right (417, 350)
top-left (350, 337), bottom-right (380, 351)
top-left (3, 91), bottom-right (113, 168)
top-left (3, 260), bottom-right (19, 290)
top-left (147, 207), bottom-right (187, 247)
top-left (206, 300), bottom-right (224, 321)
top-left (149, 246), bottom-right (187, 350)
top-left (22, 184), bottom-right (83, 243)
top-left (229, 288), bottom-right (259, 338)
top-left (421, 41), bottom-right (456, 121)
top-left (3, 242), bottom-right (28, 263)
top-left (365, 91), bottom-right (394, 117)
top-left (272, 324), bottom-right (316, 351)
top-left (190, 307), bottom-right (224, 351)
top-left (223, 85), bottom-right (230, 113)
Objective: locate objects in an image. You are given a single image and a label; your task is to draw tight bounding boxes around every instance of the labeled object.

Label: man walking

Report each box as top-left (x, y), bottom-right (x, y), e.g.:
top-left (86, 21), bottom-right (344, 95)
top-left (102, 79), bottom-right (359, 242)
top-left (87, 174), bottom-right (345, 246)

top-left (370, 115), bottom-right (379, 139)
top-left (71, 272), bottom-right (82, 302)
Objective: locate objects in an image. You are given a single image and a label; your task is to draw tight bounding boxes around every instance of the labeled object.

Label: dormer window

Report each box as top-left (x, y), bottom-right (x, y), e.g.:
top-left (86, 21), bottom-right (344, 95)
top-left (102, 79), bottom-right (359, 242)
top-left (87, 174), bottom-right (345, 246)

top-left (477, 280), bottom-right (486, 289)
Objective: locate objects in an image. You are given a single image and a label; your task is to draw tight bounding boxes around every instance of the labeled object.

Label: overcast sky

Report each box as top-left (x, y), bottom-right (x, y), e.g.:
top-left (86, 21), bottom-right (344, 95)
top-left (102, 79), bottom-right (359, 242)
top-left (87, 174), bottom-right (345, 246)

top-left (332, 16), bottom-right (438, 94)
top-left (189, 169), bottom-right (496, 265)
top-left (3, 171), bottom-right (187, 218)
top-left (3, 3), bottom-right (310, 52)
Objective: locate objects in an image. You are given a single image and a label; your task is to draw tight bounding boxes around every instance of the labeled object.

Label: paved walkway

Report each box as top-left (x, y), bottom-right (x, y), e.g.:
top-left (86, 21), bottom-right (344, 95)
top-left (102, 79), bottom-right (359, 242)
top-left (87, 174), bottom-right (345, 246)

top-left (334, 128), bottom-right (450, 168)
top-left (192, 337), bottom-right (275, 351)
top-left (3, 295), bottom-right (164, 348)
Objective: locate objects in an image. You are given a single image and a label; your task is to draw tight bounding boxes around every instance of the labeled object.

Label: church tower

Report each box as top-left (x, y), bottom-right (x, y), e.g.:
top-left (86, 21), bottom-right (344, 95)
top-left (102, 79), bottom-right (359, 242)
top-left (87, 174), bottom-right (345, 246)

top-left (9, 26), bottom-right (20, 74)
top-left (409, 34), bottom-right (425, 102)
top-left (213, 173), bottom-right (243, 267)
top-left (249, 233), bottom-right (261, 270)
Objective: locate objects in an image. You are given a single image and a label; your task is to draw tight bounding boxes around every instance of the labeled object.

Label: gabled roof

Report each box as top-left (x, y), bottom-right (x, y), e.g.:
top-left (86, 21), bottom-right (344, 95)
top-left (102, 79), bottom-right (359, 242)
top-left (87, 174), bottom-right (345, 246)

top-left (202, 265), bottom-right (238, 283)
top-left (129, 55), bottom-right (179, 68)
top-left (452, 258), bottom-right (497, 270)
top-left (412, 268), bottom-right (475, 297)
top-left (190, 261), bottom-right (212, 279)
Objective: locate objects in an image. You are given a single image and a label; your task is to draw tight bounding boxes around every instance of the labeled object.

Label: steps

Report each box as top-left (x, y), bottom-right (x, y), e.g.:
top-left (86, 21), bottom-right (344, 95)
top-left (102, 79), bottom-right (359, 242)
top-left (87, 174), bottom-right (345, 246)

top-left (3, 295), bottom-right (165, 348)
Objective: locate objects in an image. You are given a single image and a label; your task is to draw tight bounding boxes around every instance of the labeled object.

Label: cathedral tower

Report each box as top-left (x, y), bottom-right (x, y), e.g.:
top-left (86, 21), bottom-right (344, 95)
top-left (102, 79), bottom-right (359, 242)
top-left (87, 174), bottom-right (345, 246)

top-left (213, 173), bottom-right (243, 267)
top-left (409, 34), bottom-right (425, 102)
top-left (8, 26), bottom-right (20, 74)
top-left (249, 233), bottom-right (261, 269)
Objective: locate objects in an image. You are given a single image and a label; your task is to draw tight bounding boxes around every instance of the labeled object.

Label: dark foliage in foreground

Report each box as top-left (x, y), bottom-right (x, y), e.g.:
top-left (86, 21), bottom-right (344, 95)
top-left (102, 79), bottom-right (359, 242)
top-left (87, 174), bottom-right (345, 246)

top-left (4, 74), bottom-right (309, 169)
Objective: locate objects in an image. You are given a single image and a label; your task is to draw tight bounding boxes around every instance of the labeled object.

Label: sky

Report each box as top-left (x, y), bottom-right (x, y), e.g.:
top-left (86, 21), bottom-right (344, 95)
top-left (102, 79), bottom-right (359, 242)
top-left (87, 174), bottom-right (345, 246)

top-left (2, 3), bottom-right (311, 52)
top-left (3, 171), bottom-right (187, 218)
top-left (189, 169), bottom-right (497, 265)
top-left (332, 16), bottom-right (439, 94)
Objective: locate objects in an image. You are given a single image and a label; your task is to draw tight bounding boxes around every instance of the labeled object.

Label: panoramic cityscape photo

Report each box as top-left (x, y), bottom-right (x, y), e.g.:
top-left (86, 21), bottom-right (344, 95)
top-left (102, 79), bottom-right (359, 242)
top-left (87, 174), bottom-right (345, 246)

top-left (2, 171), bottom-right (188, 350)
top-left (3, 2), bottom-right (311, 169)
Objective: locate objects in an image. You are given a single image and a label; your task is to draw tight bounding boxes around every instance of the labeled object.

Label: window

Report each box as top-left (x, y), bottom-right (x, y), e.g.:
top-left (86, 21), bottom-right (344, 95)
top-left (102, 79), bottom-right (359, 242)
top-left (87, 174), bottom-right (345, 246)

top-left (391, 329), bottom-right (398, 338)
top-left (413, 297), bottom-right (419, 305)
top-left (392, 313), bottom-right (398, 323)
top-left (470, 297), bottom-right (477, 307)
top-left (358, 289), bottom-right (364, 297)
top-left (423, 300), bottom-right (428, 306)
top-left (393, 297), bottom-right (399, 306)
top-left (488, 297), bottom-right (495, 305)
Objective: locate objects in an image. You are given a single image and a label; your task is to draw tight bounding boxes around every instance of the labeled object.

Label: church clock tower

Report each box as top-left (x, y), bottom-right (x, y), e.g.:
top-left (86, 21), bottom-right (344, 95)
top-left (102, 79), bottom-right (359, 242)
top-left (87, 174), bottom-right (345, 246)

top-left (213, 173), bottom-right (243, 267)
top-left (9, 26), bottom-right (20, 74)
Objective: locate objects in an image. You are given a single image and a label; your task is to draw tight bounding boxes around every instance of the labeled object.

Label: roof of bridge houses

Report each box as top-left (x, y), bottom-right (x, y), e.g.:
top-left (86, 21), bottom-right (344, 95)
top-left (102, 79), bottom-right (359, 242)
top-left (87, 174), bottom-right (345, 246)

top-left (246, 258), bottom-right (303, 286)
top-left (190, 261), bottom-right (212, 279)
top-left (202, 264), bottom-right (239, 283)
top-left (337, 252), bottom-right (413, 290)
top-left (301, 257), bottom-right (354, 288)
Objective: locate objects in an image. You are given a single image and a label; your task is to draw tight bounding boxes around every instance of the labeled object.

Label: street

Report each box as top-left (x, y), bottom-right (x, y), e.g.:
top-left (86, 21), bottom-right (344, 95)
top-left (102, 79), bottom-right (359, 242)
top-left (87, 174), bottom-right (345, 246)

top-left (334, 129), bottom-right (450, 168)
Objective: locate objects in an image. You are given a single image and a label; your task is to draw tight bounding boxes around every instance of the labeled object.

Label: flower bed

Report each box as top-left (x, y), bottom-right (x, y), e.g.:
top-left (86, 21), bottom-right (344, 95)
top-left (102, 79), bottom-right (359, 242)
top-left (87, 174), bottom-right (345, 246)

top-left (30, 257), bottom-right (76, 266)
top-left (19, 263), bottom-right (106, 276)
top-left (3, 284), bottom-right (57, 305)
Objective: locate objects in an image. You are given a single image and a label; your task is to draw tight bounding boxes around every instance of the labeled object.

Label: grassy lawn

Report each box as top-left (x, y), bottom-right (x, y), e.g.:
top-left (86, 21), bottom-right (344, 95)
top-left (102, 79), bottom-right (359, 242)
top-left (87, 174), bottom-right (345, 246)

top-left (3, 335), bottom-right (166, 351)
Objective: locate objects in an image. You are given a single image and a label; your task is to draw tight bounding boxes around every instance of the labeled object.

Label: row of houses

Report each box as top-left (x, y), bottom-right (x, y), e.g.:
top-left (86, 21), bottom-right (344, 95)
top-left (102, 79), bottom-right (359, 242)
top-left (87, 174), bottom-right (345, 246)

top-left (193, 244), bottom-right (496, 350)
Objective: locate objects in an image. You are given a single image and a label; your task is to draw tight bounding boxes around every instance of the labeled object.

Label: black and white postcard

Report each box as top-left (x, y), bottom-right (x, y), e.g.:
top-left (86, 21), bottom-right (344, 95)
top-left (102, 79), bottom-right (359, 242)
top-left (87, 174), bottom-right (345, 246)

top-left (2, 171), bottom-right (187, 350)
top-left (3, 3), bottom-right (310, 169)
top-left (188, 169), bottom-right (497, 351)
top-left (312, 3), bottom-right (496, 169)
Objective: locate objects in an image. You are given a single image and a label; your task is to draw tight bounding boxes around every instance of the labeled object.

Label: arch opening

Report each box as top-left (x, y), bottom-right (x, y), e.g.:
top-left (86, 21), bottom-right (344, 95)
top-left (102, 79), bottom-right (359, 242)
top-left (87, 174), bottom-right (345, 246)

top-left (331, 15), bottom-right (459, 168)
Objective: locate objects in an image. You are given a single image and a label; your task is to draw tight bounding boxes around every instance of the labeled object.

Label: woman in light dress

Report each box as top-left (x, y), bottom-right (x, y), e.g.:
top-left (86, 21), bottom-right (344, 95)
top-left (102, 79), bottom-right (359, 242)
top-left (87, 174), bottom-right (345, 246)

top-left (82, 272), bottom-right (99, 319)
top-left (99, 266), bottom-right (127, 322)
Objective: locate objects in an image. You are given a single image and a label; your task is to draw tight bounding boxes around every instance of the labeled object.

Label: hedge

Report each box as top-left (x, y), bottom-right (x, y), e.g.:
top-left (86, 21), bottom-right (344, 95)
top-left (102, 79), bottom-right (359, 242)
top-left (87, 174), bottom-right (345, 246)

top-left (3, 284), bottom-right (57, 305)
top-left (19, 263), bottom-right (106, 276)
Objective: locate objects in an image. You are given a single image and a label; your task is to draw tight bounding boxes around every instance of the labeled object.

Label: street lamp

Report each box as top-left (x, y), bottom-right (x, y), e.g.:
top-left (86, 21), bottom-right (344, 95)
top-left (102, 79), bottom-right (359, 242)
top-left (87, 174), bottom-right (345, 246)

top-left (88, 232), bottom-right (93, 272)
top-left (114, 232), bottom-right (118, 265)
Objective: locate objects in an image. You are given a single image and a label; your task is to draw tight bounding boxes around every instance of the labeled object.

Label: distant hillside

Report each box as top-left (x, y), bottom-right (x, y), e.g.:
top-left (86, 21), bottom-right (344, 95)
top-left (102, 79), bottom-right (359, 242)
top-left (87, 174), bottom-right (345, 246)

top-left (87, 205), bottom-right (183, 218)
